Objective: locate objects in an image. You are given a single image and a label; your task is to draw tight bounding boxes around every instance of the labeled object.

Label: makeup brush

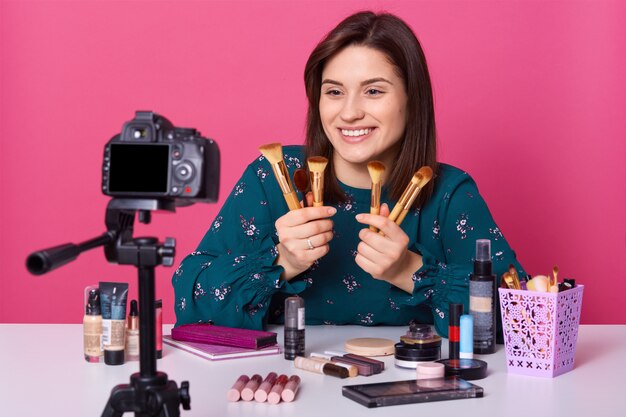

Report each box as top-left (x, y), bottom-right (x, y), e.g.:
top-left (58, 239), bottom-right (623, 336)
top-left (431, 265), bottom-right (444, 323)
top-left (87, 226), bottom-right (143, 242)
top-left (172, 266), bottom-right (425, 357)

top-left (307, 156), bottom-right (329, 207)
top-left (386, 166), bottom-right (434, 230)
top-left (293, 169), bottom-right (309, 208)
top-left (501, 272), bottom-right (516, 290)
top-left (259, 143), bottom-right (301, 211)
top-left (550, 265), bottom-right (560, 292)
top-left (552, 265), bottom-right (559, 287)
top-left (367, 161), bottom-right (386, 232)
top-left (509, 264), bottom-right (521, 290)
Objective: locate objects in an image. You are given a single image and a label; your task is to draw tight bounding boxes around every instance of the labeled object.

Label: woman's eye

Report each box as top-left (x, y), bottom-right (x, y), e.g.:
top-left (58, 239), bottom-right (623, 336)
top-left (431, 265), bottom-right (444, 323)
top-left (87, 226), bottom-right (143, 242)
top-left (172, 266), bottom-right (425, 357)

top-left (366, 88), bottom-right (383, 96)
top-left (325, 89), bottom-right (342, 96)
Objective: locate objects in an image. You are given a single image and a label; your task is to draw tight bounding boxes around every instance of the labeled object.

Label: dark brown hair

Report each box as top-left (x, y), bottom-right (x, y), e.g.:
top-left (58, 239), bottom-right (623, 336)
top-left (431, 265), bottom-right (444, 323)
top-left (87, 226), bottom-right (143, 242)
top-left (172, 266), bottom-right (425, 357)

top-left (304, 11), bottom-right (438, 208)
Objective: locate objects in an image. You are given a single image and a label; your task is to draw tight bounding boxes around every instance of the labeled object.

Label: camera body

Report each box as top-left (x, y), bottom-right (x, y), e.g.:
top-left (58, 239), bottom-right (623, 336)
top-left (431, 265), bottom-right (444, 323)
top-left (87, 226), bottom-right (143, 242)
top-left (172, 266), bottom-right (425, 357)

top-left (102, 111), bottom-right (219, 204)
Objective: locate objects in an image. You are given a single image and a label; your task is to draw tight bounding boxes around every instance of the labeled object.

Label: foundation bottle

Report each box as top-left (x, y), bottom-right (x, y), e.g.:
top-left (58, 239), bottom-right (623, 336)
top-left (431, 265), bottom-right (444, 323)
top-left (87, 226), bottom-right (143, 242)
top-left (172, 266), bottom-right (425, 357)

top-left (83, 288), bottom-right (103, 362)
top-left (125, 300), bottom-right (140, 361)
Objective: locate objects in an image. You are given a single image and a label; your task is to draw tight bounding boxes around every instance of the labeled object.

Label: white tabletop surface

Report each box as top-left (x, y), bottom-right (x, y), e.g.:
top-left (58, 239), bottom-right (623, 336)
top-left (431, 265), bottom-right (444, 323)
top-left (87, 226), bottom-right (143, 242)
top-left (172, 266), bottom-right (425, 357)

top-left (0, 324), bottom-right (624, 416)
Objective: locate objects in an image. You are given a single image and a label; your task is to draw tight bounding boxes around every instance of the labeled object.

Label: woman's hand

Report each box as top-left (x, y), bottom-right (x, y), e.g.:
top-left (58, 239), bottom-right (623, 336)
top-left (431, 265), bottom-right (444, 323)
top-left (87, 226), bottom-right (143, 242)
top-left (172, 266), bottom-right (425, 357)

top-left (354, 204), bottom-right (423, 293)
top-left (274, 206), bottom-right (336, 281)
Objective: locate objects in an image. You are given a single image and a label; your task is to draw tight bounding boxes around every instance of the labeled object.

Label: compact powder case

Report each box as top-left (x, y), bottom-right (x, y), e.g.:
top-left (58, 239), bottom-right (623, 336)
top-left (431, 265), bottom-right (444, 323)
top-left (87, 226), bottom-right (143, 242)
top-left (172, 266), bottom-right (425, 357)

top-left (345, 338), bottom-right (395, 356)
top-left (394, 323), bottom-right (442, 369)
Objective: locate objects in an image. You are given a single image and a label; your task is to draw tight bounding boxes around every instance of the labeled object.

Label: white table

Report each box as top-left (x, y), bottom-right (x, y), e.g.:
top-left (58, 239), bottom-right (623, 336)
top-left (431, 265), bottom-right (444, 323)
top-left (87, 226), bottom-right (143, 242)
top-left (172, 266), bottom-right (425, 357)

top-left (0, 324), bottom-right (624, 416)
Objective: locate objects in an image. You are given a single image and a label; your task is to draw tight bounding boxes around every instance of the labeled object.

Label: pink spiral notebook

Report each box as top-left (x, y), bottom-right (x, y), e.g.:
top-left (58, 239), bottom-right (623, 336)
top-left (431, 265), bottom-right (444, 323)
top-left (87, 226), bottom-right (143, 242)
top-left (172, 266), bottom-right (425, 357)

top-left (163, 335), bottom-right (281, 361)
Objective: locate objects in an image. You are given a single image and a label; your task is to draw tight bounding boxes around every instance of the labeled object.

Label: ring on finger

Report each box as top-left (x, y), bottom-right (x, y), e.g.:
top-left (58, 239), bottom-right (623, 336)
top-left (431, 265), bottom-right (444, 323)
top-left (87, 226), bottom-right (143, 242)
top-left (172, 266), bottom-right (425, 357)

top-left (306, 238), bottom-right (315, 250)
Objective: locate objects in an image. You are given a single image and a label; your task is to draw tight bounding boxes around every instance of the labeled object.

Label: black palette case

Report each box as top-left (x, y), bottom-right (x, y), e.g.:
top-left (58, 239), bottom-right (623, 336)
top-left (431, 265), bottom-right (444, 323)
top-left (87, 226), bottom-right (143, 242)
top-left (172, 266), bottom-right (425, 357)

top-left (342, 376), bottom-right (483, 408)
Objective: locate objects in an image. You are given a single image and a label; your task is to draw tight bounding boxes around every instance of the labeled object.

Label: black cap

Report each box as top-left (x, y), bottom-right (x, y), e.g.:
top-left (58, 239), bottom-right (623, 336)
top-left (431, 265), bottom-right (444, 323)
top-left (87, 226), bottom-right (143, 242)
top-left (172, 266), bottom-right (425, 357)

top-left (104, 349), bottom-right (125, 366)
top-left (85, 289), bottom-right (101, 315)
top-left (436, 358), bottom-right (488, 380)
top-left (130, 300), bottom-right (138, 317)
top-left (449, 303), bottom-right (464, 326)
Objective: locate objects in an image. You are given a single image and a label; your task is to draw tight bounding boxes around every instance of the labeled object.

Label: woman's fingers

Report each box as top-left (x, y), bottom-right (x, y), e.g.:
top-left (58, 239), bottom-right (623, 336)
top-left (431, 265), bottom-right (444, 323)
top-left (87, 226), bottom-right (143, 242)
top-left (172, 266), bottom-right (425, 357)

top-left (276, 207), bottom-right (335, 243)
top-left (277, 206), bottom-right (336, 227)
top-left (355, 212), bottom-right (408, 245)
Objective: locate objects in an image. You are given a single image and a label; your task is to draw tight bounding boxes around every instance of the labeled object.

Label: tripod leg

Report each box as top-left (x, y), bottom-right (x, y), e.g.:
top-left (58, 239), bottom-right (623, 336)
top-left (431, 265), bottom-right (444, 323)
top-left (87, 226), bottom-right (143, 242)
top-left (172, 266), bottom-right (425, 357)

top-left (152, 380), bottom-right (187, 417)
top-left (101, 398), bottom-right (124, 417)
top-left (101, 383), bottom-right (136, 417)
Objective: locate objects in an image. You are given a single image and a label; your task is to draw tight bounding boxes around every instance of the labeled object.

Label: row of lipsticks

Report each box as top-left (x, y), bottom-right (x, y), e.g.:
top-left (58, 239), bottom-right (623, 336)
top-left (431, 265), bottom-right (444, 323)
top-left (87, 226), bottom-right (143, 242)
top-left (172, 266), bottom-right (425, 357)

top-left (227, 373), bottom-right (300, 404)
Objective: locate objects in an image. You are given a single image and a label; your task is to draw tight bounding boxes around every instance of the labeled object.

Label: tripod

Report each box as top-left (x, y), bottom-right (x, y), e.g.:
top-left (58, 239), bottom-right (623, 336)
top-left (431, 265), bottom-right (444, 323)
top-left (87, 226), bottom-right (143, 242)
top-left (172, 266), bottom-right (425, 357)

top-left (27, 198), bottom-right (191, 416)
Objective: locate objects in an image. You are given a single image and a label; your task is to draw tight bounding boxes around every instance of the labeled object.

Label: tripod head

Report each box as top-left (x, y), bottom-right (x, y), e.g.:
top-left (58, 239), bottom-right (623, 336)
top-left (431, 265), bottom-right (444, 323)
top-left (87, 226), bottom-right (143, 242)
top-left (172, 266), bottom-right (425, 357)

top-left (26, 199), bottom-right (175, 275)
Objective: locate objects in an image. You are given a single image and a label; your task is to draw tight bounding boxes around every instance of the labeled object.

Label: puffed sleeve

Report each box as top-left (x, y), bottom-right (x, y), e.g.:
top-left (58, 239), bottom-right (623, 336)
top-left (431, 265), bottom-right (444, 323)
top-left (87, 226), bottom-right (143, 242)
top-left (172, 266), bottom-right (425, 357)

top-left (172, 162), bottom-right (304, 330)
top-left (389, 171), bottom-right (525, 337)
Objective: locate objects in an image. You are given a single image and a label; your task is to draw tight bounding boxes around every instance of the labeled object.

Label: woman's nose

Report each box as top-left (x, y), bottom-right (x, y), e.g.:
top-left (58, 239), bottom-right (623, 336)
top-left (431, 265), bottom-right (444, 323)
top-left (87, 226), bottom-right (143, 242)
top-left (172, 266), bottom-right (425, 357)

top-left (340, 96), bottom-right (365, 122)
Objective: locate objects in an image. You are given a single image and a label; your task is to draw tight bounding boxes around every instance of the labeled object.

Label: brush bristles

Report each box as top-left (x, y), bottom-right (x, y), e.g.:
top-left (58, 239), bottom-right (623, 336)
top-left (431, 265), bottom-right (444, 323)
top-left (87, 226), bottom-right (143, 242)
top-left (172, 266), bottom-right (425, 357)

top-left (367, 161), bottom-right (385, 184)
top-left (258, 143), bottom-right (284, 164)
top-left (552, 265), bottom-right (559, 286)
top-left (307, 156), bottom-right (328, 173)
top-left (414, 166), bottom-right (433, 186)
top-left (293, 169), bottom-right (308, 191)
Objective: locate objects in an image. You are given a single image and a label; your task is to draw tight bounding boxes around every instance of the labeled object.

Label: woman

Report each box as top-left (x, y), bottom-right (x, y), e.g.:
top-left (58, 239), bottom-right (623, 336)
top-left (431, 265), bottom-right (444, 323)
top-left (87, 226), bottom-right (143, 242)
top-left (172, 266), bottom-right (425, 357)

top-left (172, 11), bottom-right (524, 337)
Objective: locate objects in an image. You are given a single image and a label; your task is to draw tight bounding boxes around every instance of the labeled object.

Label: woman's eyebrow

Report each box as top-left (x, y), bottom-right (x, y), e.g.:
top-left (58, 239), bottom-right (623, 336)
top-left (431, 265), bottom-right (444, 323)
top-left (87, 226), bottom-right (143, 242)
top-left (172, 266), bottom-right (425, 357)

top-left (321, 77), bottom-right (394, 86)
top-left (321, 79), bottom-right (343, 86)
top-left (361, 77), bottom-right (393, 86)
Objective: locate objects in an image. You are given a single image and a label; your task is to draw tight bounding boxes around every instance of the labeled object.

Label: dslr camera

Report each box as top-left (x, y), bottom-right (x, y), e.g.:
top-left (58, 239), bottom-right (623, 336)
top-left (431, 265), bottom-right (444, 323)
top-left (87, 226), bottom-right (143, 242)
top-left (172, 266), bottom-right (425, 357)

top-left (102, 111), bottom-right (219, 204)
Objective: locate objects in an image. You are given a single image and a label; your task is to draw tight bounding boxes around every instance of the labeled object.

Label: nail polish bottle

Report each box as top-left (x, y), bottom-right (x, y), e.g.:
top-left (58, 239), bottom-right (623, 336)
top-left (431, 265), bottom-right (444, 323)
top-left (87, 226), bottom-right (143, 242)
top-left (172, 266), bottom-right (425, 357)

top-left (125, 300), bottom-right (140, 361)
top-left (83, 287), bottom-right (103, 363)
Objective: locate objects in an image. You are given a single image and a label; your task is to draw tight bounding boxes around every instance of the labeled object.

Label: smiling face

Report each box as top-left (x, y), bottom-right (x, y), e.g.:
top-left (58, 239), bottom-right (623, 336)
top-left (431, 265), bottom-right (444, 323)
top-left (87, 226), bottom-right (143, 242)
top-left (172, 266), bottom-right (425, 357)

top-left (319, 45), bottom-right (408, 186)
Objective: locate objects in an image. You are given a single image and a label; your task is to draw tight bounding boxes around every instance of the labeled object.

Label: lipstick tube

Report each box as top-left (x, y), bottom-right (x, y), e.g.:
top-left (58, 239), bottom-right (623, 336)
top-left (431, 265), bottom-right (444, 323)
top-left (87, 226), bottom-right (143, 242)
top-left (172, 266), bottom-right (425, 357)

top-left (294, 356), bottom-right (349, 378)
top-left (281, 375), bottom-right (301, 402)
top-left (226, 375), bottom-right (250, 402)
top-left (241, 374), bottom-right (263, 401)
top-left (309, 356), bottom-right (358, 377)
top-left (254, 372), bottom-right (278, 402)
top-left (267, 374), bottom-right (289, 404)
top-left (449, 303), bottom-right (463, 360)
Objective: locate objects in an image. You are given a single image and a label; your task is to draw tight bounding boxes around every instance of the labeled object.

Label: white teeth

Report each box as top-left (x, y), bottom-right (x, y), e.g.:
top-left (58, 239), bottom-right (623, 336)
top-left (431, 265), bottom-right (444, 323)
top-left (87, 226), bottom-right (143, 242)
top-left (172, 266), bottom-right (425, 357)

top-left (341, 128), bottom-right (372, 137)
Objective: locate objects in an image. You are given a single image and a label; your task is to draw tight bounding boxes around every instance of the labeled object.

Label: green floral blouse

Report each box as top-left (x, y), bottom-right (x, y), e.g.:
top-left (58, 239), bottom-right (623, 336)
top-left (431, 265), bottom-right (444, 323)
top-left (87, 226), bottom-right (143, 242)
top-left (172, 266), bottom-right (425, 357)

top-left (172, 145), bottom-right (524, 337)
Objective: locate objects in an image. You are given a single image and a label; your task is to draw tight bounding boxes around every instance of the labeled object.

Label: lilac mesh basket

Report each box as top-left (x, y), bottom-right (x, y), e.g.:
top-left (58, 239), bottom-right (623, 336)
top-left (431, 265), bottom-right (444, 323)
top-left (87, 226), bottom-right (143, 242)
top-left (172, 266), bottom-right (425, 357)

top-left (498, 285), bottom-right (584, 377)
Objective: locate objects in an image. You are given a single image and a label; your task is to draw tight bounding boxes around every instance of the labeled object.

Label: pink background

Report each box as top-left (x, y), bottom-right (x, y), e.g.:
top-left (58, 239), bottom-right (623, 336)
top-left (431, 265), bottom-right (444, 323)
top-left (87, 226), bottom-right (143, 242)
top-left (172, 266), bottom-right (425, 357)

top-left (1, 0), bottom-right (624, 325)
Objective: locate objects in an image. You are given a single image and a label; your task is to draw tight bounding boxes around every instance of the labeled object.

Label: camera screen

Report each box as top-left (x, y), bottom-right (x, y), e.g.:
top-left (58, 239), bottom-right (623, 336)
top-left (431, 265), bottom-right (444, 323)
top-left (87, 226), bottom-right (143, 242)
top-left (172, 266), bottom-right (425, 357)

top-left (108, 144), bottom-right (169, 193)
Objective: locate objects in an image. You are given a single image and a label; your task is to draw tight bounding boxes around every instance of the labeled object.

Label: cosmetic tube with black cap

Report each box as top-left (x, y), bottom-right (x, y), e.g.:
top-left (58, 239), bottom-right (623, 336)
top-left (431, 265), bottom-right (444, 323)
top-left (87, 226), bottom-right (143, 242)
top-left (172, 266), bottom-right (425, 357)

top-left (448, 303), bottom-right (463, 360)
top-left (470, 239), bottom-right (496, 354)
top-left (284, 296), bottom-right (305, 360)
